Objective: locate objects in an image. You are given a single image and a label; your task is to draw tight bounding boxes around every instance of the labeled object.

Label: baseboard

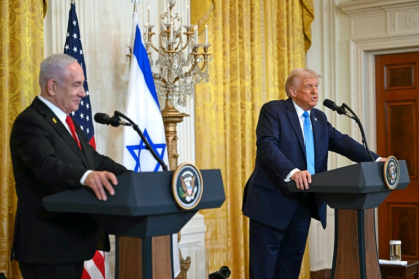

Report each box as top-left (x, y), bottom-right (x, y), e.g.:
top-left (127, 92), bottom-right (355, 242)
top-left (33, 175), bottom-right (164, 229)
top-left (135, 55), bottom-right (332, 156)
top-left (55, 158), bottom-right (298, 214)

top-left (310, 269), bottom-right (331, 279)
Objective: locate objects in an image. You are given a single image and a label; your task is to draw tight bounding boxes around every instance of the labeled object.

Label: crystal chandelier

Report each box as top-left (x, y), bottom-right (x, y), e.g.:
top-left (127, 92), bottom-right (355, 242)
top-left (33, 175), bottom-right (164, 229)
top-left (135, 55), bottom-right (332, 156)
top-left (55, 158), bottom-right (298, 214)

top-left (144, 0), bottom-right (211, 110)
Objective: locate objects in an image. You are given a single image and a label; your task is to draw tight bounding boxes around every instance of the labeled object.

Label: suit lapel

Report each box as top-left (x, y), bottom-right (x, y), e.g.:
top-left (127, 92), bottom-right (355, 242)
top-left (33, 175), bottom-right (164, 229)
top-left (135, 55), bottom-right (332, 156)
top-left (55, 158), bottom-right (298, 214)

top-left (32, 98), bottom-right (90, 167)
top-left (285, 98), bottom-right (305, 154)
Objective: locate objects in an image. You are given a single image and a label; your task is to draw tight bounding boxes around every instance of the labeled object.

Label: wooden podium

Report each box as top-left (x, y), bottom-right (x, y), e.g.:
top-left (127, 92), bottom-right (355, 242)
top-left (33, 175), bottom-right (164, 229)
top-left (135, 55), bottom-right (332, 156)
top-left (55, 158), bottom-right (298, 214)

top-left (287, 161), bottom-right (410, 279)
top-left (43, 169), bottom-right (225, 279)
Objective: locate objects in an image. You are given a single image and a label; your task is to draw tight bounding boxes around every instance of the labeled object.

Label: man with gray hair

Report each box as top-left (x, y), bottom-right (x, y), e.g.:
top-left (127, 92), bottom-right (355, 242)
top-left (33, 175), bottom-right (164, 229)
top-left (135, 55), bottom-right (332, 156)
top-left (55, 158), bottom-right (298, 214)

top-left (10, 53), bottom-right (128, 278)
top-left (242, 68), bottom-right (385, 278)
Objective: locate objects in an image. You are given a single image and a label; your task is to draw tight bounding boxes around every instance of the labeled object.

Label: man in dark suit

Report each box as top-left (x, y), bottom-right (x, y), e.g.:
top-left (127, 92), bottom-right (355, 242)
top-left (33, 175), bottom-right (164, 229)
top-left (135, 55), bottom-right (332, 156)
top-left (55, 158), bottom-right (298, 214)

top-left (242, 68), bottom-right (385, 279)
top-left (10, 53), bottom-right (128, 279)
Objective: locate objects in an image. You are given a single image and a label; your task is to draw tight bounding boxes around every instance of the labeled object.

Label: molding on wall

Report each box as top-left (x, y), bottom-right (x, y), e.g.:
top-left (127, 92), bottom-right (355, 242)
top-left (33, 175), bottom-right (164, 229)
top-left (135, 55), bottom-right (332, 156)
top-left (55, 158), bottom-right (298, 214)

top-left (338, 0), bottom-right (418, 13)
top-left (342, 1), bottom-right (419, 154)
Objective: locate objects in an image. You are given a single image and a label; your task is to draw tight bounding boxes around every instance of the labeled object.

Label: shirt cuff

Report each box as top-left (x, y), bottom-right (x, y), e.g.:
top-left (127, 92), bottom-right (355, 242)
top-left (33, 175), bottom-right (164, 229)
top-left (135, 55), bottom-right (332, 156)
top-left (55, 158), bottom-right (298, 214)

top-left (80, 170), bottom-right (92, 185)
top-left (285, 168), bottom-right (300, 182)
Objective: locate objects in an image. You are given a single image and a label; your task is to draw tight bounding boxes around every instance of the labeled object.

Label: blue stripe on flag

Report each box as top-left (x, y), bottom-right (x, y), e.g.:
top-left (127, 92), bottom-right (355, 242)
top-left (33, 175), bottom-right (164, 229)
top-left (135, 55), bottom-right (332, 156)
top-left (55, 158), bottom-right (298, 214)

top-left (132, 26), bottom-right (160, 109)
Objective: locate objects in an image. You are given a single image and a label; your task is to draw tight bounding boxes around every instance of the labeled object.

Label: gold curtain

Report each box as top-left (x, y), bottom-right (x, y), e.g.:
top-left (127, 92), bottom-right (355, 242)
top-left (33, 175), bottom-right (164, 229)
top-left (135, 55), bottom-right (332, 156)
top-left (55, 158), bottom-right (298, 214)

top-left (192, 0), bottom-right (314, 278)
top-left (0, 0), bottom-right (46, 278)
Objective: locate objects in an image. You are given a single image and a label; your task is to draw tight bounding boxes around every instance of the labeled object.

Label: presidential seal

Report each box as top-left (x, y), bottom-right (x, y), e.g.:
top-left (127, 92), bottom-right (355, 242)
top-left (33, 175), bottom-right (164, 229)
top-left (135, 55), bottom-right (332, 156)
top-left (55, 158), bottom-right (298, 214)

top-left (172, 163), bottom-right (203, 210)
top-left (384, 156), bottom-right (400, 190)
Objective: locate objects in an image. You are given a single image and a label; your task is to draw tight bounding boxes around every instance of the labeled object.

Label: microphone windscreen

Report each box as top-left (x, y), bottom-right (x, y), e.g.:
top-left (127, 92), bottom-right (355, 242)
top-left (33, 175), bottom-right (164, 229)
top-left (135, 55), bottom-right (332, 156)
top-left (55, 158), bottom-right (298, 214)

top-left (94, 113), bottom-right (110, 124)
top-left (323, 99), bottom-right (336, 110)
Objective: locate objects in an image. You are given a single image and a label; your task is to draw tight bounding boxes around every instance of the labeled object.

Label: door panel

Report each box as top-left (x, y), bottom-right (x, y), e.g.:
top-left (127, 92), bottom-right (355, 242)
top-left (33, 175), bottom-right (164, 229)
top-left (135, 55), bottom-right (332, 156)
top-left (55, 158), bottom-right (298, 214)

top-left (376, 52), bottom-right (419, 260)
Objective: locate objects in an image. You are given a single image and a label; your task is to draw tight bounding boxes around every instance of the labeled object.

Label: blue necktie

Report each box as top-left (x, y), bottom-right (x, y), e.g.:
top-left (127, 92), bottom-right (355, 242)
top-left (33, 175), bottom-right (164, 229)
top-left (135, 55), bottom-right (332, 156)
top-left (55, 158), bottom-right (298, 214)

top-left (303, 111), bottom-right (315, 174)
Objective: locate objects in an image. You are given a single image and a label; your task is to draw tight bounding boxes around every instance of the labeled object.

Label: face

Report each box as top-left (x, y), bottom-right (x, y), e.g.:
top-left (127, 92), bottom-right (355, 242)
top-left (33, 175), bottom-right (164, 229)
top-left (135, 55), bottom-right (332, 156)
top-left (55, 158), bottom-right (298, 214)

top-left (289, 75), bottom-right (319, 111)
top-left (50, 62), bottom-right (86, 114)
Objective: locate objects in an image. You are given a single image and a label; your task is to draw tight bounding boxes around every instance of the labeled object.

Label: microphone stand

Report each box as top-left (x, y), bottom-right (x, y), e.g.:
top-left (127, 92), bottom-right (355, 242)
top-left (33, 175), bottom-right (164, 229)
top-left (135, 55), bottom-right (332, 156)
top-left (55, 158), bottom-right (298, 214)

top-left (341, 104), bottom-right (375, 162)
top-left (114, 110), bottom-right (169, 171)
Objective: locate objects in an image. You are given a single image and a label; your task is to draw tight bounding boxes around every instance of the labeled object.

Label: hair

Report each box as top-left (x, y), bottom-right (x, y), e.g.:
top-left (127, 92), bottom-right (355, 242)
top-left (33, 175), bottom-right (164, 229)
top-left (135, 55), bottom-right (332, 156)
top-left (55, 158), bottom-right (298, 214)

top-left (284, 68), bottom-right (321, 97)
top-left (39, 54), bottom-right (78, 89)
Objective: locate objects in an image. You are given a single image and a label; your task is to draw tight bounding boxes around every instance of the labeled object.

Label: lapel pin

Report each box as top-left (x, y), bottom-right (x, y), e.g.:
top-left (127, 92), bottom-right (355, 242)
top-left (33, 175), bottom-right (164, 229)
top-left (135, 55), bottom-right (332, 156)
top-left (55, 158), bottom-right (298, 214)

top-left (52, 117), bottom-right (57, 123)
top-left (314, 117), bottom-right (317, 121)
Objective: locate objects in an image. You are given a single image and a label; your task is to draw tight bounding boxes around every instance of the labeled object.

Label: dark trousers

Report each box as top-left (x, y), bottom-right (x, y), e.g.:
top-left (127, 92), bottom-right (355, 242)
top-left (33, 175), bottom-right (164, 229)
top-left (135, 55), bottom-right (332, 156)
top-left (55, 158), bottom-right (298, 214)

top-left (249, 202), bottom-right (311, 279)
top-left (19, 261), bottom-right (84, 279)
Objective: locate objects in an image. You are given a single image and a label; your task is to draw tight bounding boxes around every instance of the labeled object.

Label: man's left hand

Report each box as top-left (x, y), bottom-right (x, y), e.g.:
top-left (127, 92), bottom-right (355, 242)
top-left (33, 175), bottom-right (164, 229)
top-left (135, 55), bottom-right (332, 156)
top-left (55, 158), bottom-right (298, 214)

top-left (84, 171), bottom-right (118, 201)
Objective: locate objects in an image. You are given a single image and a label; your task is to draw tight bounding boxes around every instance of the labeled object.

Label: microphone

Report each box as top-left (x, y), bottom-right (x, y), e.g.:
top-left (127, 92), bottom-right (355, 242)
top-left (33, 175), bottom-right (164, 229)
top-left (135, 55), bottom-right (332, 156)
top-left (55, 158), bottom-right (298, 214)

top-left (94, 110), bottom-right (169, 171)
top-left (94, 112), bottom-right (129, 127)
top-left (323, 99), bottom-right (346, 115)
top-left (323, 99), bottom-right (375, 162)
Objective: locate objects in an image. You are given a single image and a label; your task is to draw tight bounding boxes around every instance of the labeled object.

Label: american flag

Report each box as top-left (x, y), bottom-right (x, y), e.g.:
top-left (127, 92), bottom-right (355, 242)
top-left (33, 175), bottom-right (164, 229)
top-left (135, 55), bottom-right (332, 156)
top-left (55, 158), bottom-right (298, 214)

top-left (64, 3), bottom-right (104, 279)
top-left (64, 2), bottom-right (96, 149)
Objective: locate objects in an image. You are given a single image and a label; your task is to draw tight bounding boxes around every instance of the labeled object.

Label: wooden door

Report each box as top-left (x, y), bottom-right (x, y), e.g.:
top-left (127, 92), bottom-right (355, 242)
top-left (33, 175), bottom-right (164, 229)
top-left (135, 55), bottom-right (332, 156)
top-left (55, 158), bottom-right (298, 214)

top-left (376, 51), bottom-right (419, 261)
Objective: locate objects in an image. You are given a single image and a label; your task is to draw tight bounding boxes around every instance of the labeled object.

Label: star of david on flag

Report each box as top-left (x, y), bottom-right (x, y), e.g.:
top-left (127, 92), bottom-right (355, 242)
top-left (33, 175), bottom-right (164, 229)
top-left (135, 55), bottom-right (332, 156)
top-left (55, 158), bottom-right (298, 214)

top-left (125, 129), bottom-right (167, 172)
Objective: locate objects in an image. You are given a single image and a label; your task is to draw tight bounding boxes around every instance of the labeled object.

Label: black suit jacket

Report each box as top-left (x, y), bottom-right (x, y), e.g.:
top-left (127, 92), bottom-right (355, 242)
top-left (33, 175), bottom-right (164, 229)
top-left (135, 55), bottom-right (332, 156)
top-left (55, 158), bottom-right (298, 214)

top-left (10, 97), bottom-right (128, 264)
top-left (242, 98), bottom-right (378, 230)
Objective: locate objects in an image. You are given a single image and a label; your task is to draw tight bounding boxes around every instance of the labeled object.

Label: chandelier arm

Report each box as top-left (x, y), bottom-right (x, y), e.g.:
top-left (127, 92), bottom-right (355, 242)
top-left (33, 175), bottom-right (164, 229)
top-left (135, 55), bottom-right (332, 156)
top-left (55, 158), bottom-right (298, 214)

top-left (173, 40), bottom-right (183, 52)
top-left (152, 74), bottom-right (167, 84)
top-left (147, 41), bottom-right (160, 53)
top-left (178, 41), bottom-right (190, 52)
top-left (159, 39), bottom-right (168, 53)
top-left (199, 60), bottom-right (209, 73)
top-left (172, 76), bottom-right (181, 84)
top-left (177, 67), bottom-right (197, 79)
top-left (175, 61), bottom-right (208, 81)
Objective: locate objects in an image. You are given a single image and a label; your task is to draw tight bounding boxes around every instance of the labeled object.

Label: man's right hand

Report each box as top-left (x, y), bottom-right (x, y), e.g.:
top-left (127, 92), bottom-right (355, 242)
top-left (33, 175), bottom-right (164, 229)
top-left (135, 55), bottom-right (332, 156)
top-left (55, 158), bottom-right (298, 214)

top-left (84, 171), bottom-right (118, 201)
top-left (291, 170), bottom-right (312, 190)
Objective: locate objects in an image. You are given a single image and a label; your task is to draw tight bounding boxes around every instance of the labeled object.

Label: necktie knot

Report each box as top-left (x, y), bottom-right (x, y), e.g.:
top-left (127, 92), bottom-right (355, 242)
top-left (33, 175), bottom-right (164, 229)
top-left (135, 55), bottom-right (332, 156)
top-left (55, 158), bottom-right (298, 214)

top-left (66, 115), bottom-right (82, 149)
top-left (303, 111), bottom-right (310, 119)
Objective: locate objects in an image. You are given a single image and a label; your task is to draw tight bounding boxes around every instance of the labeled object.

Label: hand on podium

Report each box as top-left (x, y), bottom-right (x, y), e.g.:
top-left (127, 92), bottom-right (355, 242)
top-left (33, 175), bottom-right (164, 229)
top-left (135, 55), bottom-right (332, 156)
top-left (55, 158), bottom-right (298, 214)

top-left (84, 170), bottom-right (118, 201)
top-left (290, 170), bottom-right (312, 190)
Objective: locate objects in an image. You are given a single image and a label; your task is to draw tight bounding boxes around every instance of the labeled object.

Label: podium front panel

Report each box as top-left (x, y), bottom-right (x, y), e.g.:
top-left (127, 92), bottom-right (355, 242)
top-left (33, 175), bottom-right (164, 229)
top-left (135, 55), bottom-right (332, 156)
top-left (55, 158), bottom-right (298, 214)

top-left (43, 169), bottom-right (225, 237)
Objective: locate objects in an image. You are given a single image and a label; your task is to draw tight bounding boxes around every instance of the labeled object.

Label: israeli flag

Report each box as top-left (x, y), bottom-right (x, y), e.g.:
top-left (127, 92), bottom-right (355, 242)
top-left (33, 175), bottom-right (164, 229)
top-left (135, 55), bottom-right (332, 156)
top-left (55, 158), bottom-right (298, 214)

top-left (123, 12), bottom-right (168, 172)
top-left (122, 12), bottom-right (180, 278)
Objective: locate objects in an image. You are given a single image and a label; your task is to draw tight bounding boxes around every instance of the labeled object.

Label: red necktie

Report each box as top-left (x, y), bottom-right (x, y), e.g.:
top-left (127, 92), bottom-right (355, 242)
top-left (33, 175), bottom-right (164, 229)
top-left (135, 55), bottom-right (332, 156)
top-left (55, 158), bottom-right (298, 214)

top-left (66, 115), bottom-right (82, 149)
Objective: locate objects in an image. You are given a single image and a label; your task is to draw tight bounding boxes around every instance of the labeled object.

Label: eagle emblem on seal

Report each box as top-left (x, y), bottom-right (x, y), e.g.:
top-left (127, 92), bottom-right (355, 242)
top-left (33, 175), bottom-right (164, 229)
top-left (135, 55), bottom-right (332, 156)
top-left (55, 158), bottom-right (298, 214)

top-left (384, 156), bottom-right (400, 190)
top-left (180, 171), bottom-right (198, 202)
top-left (172, 163), bottom-right (203, 210)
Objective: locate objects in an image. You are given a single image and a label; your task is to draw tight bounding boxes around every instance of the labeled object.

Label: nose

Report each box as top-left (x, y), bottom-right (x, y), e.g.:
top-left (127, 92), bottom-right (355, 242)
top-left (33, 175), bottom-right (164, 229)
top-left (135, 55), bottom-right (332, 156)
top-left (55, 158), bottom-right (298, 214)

top-left (79, 86), bottom-right (86, 97)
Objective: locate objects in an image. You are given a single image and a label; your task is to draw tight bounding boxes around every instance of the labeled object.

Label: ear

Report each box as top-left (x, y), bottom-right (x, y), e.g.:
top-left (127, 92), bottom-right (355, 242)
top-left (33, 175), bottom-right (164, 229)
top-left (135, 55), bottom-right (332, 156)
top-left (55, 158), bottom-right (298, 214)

top-left (289, 88), bottom-right (296, 97)
top-left (46, 79), bottom-right (56, 96)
